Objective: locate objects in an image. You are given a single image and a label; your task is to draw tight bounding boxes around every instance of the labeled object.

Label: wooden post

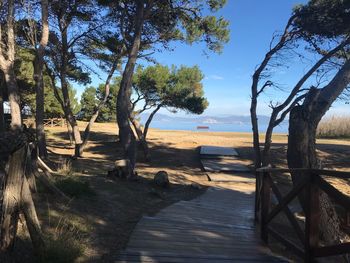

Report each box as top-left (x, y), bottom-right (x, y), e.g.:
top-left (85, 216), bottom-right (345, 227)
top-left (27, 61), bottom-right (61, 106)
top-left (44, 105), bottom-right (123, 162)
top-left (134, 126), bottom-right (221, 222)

top-left (254, 171), bottom-right (260, 223)
top-left (260, 171), bottom-right (271, 243)
top-left (50, 118), bottom-right (53, 127)
top-left (304, 172), bottom-right (320, 262)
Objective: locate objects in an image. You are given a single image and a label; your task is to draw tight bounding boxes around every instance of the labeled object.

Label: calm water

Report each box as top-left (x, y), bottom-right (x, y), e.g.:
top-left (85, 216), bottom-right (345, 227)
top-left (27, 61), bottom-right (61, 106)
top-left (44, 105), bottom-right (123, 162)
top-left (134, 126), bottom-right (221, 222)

top-left (148, 120), bottom-right (288, 133)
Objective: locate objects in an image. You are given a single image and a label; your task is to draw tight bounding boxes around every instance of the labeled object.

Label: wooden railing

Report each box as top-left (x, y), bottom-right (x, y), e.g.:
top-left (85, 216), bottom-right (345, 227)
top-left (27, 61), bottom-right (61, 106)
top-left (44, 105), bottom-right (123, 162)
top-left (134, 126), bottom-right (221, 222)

top-left (255, 167), bottom-right (350, 262)
top-left (43, 118), bottom-right (66, 127)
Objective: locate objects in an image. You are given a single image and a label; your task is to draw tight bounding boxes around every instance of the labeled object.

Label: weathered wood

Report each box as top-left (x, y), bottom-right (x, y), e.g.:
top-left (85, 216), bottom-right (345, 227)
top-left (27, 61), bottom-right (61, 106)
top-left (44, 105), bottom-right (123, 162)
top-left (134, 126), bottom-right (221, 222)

top-left (267, 175), bottom-right (305, 244)
top-left (0, 146), bottom-right (26, 251)
top-left (118, 186), bottom-right (284, 262)
top-left (266, 177), bottom-right (307, 223)
top-left (21, 175), bottom-right (45, 257)
top-left (37, 156), bottom-right (55, 174)
top-left (268, 227), bottom-right (305, 259)
top-left (200, 146), bottom-right (238, 157)
top-left (260, 172), bottom-right (271, 243)
top-left (257, 167), bottom-right (350, 261)
top-left (257, 167), bottom-right (350, 179)
top-left (304, 173), bottom-right (320, 262)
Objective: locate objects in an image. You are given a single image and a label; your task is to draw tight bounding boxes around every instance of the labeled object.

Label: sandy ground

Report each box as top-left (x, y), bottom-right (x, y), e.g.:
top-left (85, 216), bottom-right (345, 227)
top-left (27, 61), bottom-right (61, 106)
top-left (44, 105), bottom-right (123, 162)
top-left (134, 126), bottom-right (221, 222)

top-left (16, 122), bottom-right (350, 262)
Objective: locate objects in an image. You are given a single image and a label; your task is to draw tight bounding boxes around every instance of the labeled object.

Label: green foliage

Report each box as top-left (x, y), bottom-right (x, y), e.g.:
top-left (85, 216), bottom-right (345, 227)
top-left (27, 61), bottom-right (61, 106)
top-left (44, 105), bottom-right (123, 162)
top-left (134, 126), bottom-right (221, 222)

top-left (80, 86), bottom-right (98, 120)
top-left (1, 49), bottom-right (80, 118)
top-left (133, 64), bottom-right (208, 114)
top-left (79, 77), bottom-right (119, 122)
top-left (293, 0), bottom-right (350, 38)
top-left (99, 0), bottom-right (230, 54)
top-left (97, 79), bottom-right (119, 122)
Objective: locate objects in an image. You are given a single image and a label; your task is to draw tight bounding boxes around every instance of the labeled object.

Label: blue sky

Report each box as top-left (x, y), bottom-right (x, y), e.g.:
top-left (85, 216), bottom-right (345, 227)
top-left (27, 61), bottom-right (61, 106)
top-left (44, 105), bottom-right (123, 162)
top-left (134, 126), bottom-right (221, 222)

top-left (81, 0), bottom-right (350, 118)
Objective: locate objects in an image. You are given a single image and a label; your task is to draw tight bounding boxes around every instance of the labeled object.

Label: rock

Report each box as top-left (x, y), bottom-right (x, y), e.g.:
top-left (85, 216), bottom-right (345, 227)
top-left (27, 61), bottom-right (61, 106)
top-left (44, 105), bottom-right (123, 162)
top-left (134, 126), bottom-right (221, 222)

top-left (190, 183), bottom-right (202, 190)
top-left (115, 159), bottom-right (129, 168)
top-left (154, 171), bottom-right (169, 187)
top-left (113, 159), bottom-right (132, 178)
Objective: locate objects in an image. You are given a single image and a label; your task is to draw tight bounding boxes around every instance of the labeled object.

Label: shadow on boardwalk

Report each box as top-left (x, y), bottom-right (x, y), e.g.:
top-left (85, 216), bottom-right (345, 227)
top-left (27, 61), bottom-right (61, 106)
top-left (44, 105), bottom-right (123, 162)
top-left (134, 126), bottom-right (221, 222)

top-left (116, 183), bottom-right (287, 262)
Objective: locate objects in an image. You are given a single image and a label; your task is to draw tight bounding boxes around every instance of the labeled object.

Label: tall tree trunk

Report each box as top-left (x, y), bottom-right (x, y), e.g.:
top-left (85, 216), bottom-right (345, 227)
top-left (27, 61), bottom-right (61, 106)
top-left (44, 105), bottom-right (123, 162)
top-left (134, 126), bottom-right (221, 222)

top-left (0, 89), bottom-right (4, 132)
top-left (261, 111), bottom-right (278, 166)
top-left (60, 26), bottom-right (82, 156)
top-left (34, 0), bottom-right (49, 159)
top-left (129, 115), bottom-right (149, 160)
top-left (66, 119), bottom-right (73, 145)
top-left (0, 0), bottom-right (21, 130)
top-left (117, 2), bottom-right (144, 177)
top-left (79, 61), bottom-right (118, 156)
top-left (250, 94), bottom-right (261, 168)
top-left (129, 104), bottom-right (161, 161)
top-left (143, 104), bottom-right (161, 141)
top-left (3, 69), bottom-right (21, 130)
top-left (288, 59), bottom-right (350, 247)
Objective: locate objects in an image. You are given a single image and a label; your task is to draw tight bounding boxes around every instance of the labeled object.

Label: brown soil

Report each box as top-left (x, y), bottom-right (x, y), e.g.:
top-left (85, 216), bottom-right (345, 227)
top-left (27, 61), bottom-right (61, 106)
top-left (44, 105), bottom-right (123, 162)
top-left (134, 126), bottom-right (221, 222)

top-left (14, 122), bottom-right (350, 262)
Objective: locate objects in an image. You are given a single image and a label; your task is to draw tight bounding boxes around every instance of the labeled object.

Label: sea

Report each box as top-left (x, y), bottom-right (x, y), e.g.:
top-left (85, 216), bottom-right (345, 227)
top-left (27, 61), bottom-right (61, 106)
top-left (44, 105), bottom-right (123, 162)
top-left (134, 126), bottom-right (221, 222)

top-left (148, 120), bottom-right (288, 133)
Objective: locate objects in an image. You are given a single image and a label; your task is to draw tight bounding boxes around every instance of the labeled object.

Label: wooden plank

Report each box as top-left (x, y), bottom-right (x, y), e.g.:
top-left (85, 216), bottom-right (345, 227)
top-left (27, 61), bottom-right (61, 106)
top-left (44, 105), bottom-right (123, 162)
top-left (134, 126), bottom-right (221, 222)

top-left (200, 146), bottom-right (238, 156)
top-left (207, 172), bottom-right (255, 182)
top-left (120, 179), bottom-right (285, 262)
top-left (201, 159), bottom-right (250, 173)
top-left (116, 251), bottom-right (286, 262)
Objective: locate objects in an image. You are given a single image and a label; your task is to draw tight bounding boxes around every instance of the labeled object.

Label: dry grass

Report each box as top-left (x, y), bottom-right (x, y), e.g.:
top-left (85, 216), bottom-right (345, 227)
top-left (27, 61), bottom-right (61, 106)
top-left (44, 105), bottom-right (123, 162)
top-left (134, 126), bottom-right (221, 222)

top-left (317, 116), bottom-right (350, 139)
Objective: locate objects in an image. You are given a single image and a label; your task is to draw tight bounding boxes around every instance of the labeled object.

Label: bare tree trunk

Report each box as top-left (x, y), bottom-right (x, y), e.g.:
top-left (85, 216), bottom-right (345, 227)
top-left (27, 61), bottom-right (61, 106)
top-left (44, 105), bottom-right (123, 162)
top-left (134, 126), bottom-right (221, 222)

top-left (143, 104), bottom-right (161, 140)
top-left (117, 2), bottom-right (144, 177)
top-left (0, 146), bottom-right (26, 252)
top-left (129, 104), bottom-right (161, 161)
top-left (34, 0), bottom-right (49, 159)
top-left (79, 61), bottom-right (118, 156)
top-left (66, 120), bottom-right (73, 145)
top-left (3, 69), bottom-right (21, 130)
top-left (261, 111), bottom-right (278, 166)
top-left (59, 22), bottom-right (82, 157)
top-left (0, 0), bottom-right (22, 130)
top-left (25, 145), bottom-right (37, 192)
top-left (262, 39), bottom-right (349, 167)
top-left (288, 59), bottom-right (350, 248)
top-left (250, 94), bottom-right (261, 168)
top-left (0, 89), bottom-right (4, 132)
top-left (129, 115), bottom-right (149, 160)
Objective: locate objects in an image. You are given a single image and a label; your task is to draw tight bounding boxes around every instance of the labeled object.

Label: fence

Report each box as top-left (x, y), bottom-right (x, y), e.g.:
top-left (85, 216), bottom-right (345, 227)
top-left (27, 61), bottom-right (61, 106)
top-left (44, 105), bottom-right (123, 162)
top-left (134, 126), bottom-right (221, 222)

top-left (255, 167), bottom-right (350, 261)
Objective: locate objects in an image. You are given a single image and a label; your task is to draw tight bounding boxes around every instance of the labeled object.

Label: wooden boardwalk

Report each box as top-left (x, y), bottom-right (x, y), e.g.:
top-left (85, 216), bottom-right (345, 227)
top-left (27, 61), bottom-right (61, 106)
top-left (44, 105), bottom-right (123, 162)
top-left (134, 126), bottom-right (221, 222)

top-left (116, 184), bottom-right (286, 262)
